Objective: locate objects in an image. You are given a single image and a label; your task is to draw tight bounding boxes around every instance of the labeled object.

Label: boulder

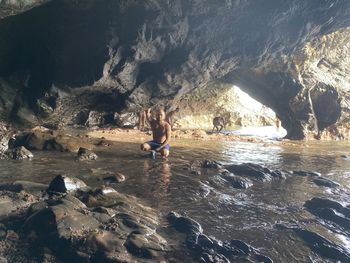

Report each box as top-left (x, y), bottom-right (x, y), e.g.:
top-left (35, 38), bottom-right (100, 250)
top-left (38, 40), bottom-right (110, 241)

top-left (77, 147), bottom-right (98, 161)
top-left (85, 111), bottom-right (106, 127)
top-left (5, 146), bottom-right (33, 160)
top-left (114, 112), bottom-right (138, 128)
top-left (47, 175), bottom-right (87, 194)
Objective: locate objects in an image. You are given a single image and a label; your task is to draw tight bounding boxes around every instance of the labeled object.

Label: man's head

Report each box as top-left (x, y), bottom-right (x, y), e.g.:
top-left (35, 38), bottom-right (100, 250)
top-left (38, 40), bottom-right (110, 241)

top-left (156, 109), bottom-right (166, 122)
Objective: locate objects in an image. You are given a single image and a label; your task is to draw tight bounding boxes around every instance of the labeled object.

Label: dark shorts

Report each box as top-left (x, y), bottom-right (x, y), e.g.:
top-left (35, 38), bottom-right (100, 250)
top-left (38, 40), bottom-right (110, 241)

top-left (146, 141), bottom-right (170, 151)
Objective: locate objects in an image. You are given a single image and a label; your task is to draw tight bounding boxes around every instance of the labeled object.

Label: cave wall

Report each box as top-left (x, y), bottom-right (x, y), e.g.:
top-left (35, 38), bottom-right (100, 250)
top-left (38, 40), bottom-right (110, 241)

top-left (0, 0), bottom-right (350, 139)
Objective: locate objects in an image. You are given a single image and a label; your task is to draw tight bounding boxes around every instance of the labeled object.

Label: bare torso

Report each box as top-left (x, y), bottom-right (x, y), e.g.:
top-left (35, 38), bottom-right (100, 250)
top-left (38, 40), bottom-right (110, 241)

top-left (150, 120), bottom-right (170, 143)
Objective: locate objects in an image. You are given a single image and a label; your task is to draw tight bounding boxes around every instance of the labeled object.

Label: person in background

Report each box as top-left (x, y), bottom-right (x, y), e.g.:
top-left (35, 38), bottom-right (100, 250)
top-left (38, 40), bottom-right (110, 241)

top-left (165, 107), bottom-right (179, 128)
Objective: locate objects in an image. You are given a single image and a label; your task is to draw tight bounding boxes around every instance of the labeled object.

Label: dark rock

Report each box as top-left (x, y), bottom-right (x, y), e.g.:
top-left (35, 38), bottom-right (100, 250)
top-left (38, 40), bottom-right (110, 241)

top-left (220, 173), bottom-right (253, 189)
top-left (304, 197), bottom-right (350, 230)
top-left (202, 160), bottom-right (222, 169)
top-left (313, 177), bottom-right (340, 188)
top-left (47, 174), bottom-right (87, 194)
top-left (77, 147), bottom-right (98, 161)
top-left (229, 239), bottom-right (252, 255)
top-left (5, 146), bottom-right (33, 159)
top-left (224, 163), bottom-right (274, 182)
top-left (292, 170), bottom-right (321, 177)
top-left (103, 173), bottom-right (126, 183)
top-left (199, 251), bottom-right (230, 263)
top-left (167, 211), bottom-right (203, 235)
top-left (293, 228), bottom-right (350, 262)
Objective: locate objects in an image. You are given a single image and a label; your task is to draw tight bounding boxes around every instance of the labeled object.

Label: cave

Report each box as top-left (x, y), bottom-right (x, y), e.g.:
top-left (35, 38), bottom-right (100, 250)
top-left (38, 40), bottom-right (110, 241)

top-left (1, 1), bottom-right (350, 263)
top-left (0, 0), bottom-right (349, 139)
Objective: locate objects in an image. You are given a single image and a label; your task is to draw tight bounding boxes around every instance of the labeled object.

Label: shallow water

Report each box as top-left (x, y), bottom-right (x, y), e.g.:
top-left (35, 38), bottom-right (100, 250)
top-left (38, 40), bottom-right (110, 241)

top-left (1, 136), bottom-right (350, 262)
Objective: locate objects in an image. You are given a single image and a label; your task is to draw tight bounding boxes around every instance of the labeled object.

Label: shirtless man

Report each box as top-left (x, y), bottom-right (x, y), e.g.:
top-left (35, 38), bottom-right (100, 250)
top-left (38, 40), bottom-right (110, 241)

top-left (140, 108), bottom-right (171, 158)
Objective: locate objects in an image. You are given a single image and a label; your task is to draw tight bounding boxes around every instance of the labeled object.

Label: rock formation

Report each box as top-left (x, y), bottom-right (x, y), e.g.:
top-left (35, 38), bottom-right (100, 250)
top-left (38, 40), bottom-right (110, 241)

top-left (0, 0), bottom-right (349, 139)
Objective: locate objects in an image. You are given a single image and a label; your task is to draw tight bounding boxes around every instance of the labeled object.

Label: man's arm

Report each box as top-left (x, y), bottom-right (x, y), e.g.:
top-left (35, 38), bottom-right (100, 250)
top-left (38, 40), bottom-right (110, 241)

top-left (156, 123), bottom-right (171, 151)
top-left (146, 108), bottom-right (153, 123)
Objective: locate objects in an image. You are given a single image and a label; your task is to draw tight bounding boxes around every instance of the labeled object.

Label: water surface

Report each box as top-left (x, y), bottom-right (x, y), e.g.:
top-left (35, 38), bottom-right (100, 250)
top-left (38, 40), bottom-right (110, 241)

top-left (1, 136), bottom-right (350, 262)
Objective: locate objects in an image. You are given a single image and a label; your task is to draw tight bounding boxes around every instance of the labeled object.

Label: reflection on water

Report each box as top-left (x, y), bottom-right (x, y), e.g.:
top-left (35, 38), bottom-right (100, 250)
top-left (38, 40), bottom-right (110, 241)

top-left (1, 137), bottom-right (350, 262)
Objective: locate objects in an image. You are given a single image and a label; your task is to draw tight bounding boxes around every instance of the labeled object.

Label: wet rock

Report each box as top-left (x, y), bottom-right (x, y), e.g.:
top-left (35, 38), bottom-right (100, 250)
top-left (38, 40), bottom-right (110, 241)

top-left (0, 223), bottom-right (7, 239)
top-left (304, 197), bottom-right (350, 230)
top-left (24, 126), bottom-right (55, 150)
top-left (78, 147), bottom-right (98, 161)
top-left (168, 212), bottom-right (272, 263)
top-left (96, 139), bottom-right (111, 147)
top-left (199, 251), bottom-right (230, 263)
top-left (202, 160), bottom-right (222, 169)
top-left (103, 173), bottom-right (126, 183)
top-left (85, 111), bottom-right (106, 127)
top-left (0, 181), bottom-right (46, 196)
top-left (292, 170), bottom-right (321, 177)
top-left (224, 163), bottom-right (274, 182)
top-left (220, 173), bottom-right (253, 189)
top-left (167, 211), bottom-right (203, 235)
top-left (5, 146), bottom-right (33, 160)
top-left (114, 112), bottom-right (138, 128)
top-left (293, 228), bottom-right (350, 262)
top-left (313, 177), bottom-right (340, 188)
top-left (47, 175), bottom-right (87, 194)
top-left (22, 196), bottom-right (100, 250)
top-left (125, 232), bottom-right (166, 259)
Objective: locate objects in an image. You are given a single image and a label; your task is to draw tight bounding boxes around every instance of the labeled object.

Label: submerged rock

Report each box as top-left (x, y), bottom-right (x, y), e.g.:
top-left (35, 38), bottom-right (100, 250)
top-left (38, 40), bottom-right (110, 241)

top-left (220, 173), bottom-right (253, 189)
top-left (313, 177), bottom-right (340, 188)
top-left (168, 212), bottom-right (273, 263)
top-left (293, 228), bottom-right (350, 262)
top-left (304, 197), bottom-right (350, 230)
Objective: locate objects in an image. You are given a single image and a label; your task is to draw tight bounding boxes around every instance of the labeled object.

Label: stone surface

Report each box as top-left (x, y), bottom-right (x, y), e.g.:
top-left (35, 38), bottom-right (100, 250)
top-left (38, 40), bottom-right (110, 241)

top-left (77, 147), bottom-right (98, 161)
top-left (168, 212), bottom-right (273, 263)
top-left (47, 175), bottom-right (87, 194)
top-left (5, 146), bottom-right (33, 159)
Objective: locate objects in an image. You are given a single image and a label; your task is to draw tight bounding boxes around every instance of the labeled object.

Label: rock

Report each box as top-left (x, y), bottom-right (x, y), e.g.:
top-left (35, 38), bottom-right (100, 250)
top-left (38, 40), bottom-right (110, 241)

top-left (313, 177), bottom-right (340, 188)
top-left (114, 112), bottom-right (138, 128)
top-left (77, 147), bottom-right (98, 161)
top-left (304, 197), bottom-right (350, 230)
top-left (47, 175), bottom-right (87, 194)
top-left (85, 111), bottom-right (106, 127)
top-left (202, 160), bottom-right (222, 169)
top-left (220, 173), bottom-right (253, 189)
top-left (0, 181), bottom-right (46, 196)
top-left (125, 233), bottom-right (165, 259)
top-left (292, 170), bottom-right (321, 177)
top-left (167, 211), bottom-right (203, 235)
top-left (103, 173), bottom-right (126, 183)
top-left (293, 228), bottom-right (350, 262)
top-left (24, 126), bottom-right (55, 150)
top-left (5, 146), bottom-right (33, 159)
top-left (224, 163), bottom-right (274, 182)
top-left (199, 251), bottom-right (230, 263)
